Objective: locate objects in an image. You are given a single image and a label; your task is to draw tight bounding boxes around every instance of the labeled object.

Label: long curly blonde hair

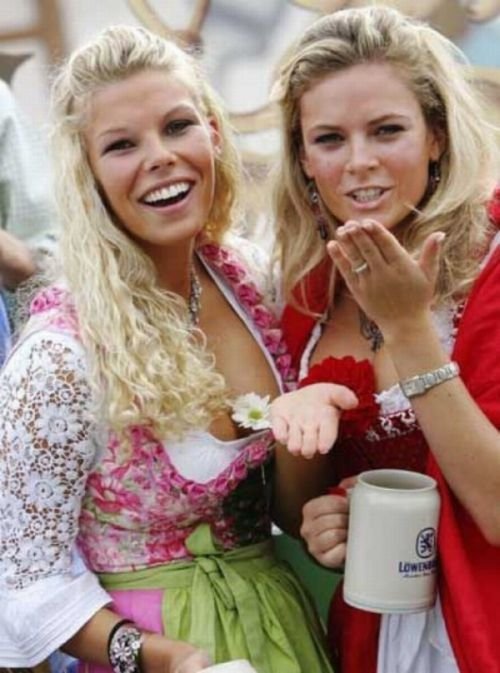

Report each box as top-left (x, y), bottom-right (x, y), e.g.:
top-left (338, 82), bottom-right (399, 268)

top-left (50, 25), bottom-right (241, 437)
top-left (273, 6), bottom-right (499, 309)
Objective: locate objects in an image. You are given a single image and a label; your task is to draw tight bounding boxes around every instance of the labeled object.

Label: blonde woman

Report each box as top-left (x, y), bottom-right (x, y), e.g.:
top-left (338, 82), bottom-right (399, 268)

top-left (269, 6), bottom-right (500, 673)
top-left (0, 26), bottom-right (333, 673)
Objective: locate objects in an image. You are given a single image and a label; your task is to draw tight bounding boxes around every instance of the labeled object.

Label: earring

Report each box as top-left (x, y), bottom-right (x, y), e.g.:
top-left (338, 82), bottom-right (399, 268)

top-left (307, 182), bottom-right (328, 241)
top-left (428, 161), bottom-right (441, 194)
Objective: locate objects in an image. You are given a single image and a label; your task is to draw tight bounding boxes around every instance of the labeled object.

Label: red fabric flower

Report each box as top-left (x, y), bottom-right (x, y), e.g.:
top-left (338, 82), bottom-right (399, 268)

top-left (299, 355), bottom-right (379, 436)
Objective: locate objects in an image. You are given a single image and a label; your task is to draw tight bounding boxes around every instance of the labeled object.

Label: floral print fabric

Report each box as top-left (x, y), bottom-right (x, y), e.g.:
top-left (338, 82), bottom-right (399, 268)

top-left (0, 242), bottom-right (290, 586)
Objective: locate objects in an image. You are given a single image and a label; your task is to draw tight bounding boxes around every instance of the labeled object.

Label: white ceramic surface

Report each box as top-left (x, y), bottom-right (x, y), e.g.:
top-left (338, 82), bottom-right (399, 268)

top-left (201, 660), bottom-right (257, 673)
top-left (343, 468), bottom-right (441, 614)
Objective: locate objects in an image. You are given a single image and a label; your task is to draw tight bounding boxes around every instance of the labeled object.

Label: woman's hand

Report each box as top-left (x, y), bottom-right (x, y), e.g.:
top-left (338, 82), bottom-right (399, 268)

top-left (169, 648), bottom-right (212, 673)
top-left (327, 219), bottom-right (445, 339)
top-left (0, 229), bottom-right (36, 289)
top-left (271, 383), bottom-right (358, 458)
top-left (141, 635), bottom-right (212, 673)
top-left (300, 477), bottom-right (356, 568)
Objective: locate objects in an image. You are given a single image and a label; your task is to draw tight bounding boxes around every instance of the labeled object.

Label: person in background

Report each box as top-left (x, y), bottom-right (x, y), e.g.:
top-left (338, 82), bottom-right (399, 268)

top-left (269, 6), bottom-right (500, 672)
top-left (0, 25), bottom-right (333, 673)
top-left (0, 78), bottom-right (57, 363)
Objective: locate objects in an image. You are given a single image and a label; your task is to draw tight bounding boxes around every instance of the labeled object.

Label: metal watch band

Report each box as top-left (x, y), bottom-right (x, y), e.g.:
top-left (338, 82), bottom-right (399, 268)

top-left (399, 361), bottom-right (460, 399)
top-left (108, 622), bottom-right (143, 673)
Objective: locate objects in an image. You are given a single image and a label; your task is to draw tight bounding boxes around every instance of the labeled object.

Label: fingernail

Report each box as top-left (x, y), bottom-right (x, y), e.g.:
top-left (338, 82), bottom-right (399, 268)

top-left (328, 486), bottom-right (347, 497)
top-left (435, 231), bottom-right (446, 243)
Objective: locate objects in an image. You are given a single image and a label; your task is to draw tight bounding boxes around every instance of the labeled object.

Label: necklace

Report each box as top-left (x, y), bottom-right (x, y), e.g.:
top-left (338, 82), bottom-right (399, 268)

top-left (188, 266), bottom-right (202, 326)
top-left (358, 308), bottom-right (384, 353)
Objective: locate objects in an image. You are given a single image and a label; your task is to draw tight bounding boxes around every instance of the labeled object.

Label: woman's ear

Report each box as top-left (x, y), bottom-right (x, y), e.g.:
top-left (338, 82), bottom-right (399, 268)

top-left (429, 124), bottom-right (447, 162)
top-left (299, 144), bottom-right (314, 179)
top-left (207, 115), bottom-right (222, 157)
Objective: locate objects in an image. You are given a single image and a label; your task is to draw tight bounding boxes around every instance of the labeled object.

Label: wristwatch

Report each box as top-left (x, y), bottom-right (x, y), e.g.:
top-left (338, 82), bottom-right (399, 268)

top-left (399, 362), bottom-right (460, 399)
top-left (108, 620), bottom-right (144, 673)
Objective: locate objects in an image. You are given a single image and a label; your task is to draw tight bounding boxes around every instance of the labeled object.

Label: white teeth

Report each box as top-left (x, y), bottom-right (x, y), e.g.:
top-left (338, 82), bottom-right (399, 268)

top-left (351, 188), bottom-right (384, 203)
top-left (143, 181), bottom-right (190, 204)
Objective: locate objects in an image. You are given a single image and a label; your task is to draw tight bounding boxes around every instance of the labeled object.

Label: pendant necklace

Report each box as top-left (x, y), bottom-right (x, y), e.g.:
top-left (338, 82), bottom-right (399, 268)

top-left (358, 308), bottom-right (384, 353)
top-left (188, 266), bottom-right (202, 326)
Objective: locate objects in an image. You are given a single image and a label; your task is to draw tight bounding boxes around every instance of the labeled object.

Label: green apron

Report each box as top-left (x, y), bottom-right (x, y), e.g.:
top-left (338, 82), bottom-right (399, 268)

top-left (99, 524), bottom-right (334, 673)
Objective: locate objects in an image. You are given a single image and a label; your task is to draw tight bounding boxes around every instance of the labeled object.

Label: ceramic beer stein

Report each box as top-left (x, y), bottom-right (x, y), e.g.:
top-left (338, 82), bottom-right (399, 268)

top-left (343, 468), bottom-right (441, 613)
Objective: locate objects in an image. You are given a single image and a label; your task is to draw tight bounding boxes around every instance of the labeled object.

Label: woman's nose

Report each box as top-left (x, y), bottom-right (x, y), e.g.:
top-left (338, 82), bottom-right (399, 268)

top-left (345, 138), bottom-right (378, 174)
top-left (144, 137), bottom-right (176, 171)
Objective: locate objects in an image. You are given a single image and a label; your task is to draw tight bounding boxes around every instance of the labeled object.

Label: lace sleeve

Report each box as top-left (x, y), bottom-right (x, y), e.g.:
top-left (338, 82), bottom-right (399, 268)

top-left (0, 330), bottom-right (97, 589)
top-left (0, 330), bottom-right (111, 666)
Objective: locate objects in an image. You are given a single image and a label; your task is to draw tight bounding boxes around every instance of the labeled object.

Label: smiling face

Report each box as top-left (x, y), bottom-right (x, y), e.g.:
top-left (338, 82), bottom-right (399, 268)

top-left (84, 69), bottom-right (220, 254)
top-left (299, 62), bottom-right (442, 231)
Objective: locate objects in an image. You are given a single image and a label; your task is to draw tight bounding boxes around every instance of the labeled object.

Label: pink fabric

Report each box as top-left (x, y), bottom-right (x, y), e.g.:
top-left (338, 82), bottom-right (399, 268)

top-left (26, 242), bottom-right (292, 574)
top-left (80, 589), bottom-right (164, 673)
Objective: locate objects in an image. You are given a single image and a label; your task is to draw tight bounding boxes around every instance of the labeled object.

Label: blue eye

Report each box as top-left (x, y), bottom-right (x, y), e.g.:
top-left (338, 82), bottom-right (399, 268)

top-left (166, 119), bottom-right (194, 135)
top-left (103, 139), bottom-right (133, 154)
top-left (376, 124), bottom-right (404, 136)
top-left (314, 132), bottom-right (344, 145)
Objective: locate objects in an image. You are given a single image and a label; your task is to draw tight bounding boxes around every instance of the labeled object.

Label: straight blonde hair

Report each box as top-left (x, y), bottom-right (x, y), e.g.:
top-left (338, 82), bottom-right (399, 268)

top-left (273, 6), bottom-right (498, 309)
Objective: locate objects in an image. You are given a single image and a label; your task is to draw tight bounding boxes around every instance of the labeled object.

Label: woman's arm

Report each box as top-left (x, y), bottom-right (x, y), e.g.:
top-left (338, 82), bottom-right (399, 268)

top-left (64, 608), bottom-right (210, 673)
top-left (271, 383), bottom-right (358, 535)
top-left (0, 229), bottom-right (36, 289)
top-left (330, 220), bottom-right (500, 544)
top-left (0, 331), bottom-right (209, 672)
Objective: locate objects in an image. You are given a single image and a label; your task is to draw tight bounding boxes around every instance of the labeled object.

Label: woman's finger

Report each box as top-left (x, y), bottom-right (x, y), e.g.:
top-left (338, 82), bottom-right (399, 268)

top-left (287, 420), bottom-right (304, 455)
top-left (317, 407), bottom-right (341, 454)
top-left (300, 421), bottom-right (321, 459)
top-left (271, 414), bottom-right (289, 444)
top-left (360, 219), bottom-right (409, 265)
top-left (418, 231), bottom-right (445, 283)
top-left (317, 541), bottom-right (347, 568)
top-left (327, 241), bottom-right (356, 286)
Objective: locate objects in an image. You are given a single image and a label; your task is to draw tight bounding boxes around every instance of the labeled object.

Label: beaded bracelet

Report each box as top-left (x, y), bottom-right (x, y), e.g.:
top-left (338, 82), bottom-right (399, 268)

top-left (107, 619), bottom-right (144, 673)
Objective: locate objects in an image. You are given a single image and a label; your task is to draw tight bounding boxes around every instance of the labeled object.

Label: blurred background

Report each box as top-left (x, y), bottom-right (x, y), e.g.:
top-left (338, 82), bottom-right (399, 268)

top-left (1, 0), bottom-right (499, 239)
top-left (1, 1), bottom-right (499, 123)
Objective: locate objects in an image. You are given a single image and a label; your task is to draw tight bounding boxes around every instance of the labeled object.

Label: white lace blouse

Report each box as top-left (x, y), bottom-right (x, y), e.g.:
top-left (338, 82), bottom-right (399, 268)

top-left (0, 244), bottom-right (280, 667)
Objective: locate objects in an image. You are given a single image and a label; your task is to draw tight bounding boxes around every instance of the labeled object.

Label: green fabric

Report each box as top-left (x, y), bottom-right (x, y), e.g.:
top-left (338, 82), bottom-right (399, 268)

top-left (273, 532), bottom-right (343, 623)
top-left (99, 523), bottom-right (334, 673)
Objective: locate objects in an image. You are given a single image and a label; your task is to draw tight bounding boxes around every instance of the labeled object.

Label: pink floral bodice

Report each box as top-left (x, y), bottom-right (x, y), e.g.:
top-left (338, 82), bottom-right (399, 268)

top-left (0, 242), bottom-right (294, 586)
top-left (80, 426), bottom-right (275, 571)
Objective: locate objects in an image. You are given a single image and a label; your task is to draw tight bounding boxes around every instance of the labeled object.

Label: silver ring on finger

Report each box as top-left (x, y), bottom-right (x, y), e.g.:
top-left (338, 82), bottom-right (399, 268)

top-left (352, 261), bottom-right (369, 274)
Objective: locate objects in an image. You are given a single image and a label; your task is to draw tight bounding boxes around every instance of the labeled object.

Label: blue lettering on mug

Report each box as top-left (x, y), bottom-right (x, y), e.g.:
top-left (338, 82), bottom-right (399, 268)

top-left (397, 527), bottom-right (437, 577)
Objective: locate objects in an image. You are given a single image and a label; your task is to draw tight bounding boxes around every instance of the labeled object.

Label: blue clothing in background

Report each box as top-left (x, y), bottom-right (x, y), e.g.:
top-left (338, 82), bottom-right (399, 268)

top-left (0, 293), bottom-right (11, 366)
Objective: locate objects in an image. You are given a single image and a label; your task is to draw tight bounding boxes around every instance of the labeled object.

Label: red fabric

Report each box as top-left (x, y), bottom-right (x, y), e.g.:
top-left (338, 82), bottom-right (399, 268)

top-left (328, 588), bottom-right (380, 673)
top-left (280, 257), bottom-right (330, 370)
top-left (299, 356), bottom-right (379, 436)
top-left (487, 186), bottom-right (500, 224)
top-left (281, 189), bottom-right (500, 673)
top-left (427, 243), bottom-right (500, 673)
top-left (325, 247), bottom-right (500, 673)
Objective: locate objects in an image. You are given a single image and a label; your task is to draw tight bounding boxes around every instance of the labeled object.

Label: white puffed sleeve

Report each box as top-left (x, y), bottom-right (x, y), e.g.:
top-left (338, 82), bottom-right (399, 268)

top-left (0, 330), bottom-right (111, 666)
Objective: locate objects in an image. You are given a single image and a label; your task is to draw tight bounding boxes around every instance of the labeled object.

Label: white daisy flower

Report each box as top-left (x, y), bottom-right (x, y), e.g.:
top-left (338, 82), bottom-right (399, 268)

top-left (231, 393), bottom-right (271, 431)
